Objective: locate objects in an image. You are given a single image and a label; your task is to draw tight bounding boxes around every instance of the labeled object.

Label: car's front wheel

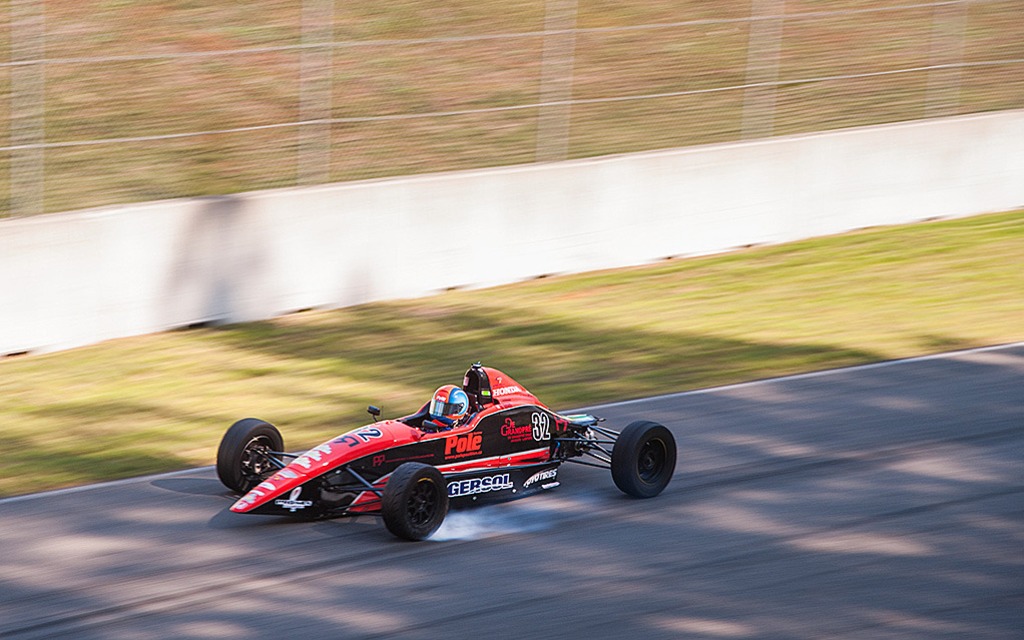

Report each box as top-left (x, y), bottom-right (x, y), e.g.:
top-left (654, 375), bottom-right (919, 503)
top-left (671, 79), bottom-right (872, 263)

top-left (216, 418), bottom-right (284, 494)
top-left (381, 463), bottom-right (449, 541)
top-left (611, 420), bottom-right (677, 498)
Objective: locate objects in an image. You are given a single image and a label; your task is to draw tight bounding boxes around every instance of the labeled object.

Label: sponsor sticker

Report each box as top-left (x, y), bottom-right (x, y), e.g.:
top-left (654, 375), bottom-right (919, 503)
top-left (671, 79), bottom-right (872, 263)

top-left (500, 418), bottom-right (533, 443)
top-left (500, 413), bottom-right (552, 443)
top-left (493, 385), bottom-right (524, 397)
top-left (448, 473), bottom-right (513, 497)
top-left (445, 432), bottom-right (482, 459)
top-left (524, 468), bottom-right (558, 488)
top-left (275, 487), bottom-right (313, 512)
top-left (373, 452), bottom-right (434, 467)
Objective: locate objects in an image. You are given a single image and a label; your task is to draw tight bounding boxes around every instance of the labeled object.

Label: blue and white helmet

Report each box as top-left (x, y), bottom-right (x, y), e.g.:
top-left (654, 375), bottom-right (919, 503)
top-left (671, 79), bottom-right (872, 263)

top-left (428, 385), bottom-right (470, 426)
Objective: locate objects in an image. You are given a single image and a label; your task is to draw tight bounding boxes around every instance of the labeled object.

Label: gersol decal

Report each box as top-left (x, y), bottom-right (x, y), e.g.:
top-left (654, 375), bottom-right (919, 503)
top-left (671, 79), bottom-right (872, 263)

top-left (447, 474), bottom-right (513, 497)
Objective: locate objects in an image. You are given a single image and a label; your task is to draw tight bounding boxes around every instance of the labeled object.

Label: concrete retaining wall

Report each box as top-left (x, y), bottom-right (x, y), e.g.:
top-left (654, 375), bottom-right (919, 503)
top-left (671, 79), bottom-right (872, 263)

top-left (2, 110), bottom-right (1023, 355)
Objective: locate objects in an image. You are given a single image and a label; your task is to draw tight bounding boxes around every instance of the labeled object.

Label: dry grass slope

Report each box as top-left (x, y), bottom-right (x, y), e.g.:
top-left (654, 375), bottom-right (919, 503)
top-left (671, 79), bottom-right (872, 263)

top-left (0, 209), bottom-right (1022, 497)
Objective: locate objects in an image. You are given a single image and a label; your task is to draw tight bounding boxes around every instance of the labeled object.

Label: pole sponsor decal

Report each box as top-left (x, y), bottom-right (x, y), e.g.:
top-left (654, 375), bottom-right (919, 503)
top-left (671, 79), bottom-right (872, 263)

top-left (445, 432), bottom-right (483, 459)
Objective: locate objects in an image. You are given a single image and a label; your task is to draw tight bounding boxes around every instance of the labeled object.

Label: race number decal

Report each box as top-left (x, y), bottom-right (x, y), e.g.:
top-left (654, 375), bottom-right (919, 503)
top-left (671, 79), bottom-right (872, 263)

top-left (333, 426), bottom-right (384, 448)
top-left (531, 412), bottom-right (551, 441)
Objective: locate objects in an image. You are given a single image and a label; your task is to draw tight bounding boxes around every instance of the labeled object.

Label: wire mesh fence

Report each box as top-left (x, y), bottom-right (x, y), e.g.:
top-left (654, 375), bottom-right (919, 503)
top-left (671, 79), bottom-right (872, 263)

top-left (2, 0), bottom-right (1022, 217)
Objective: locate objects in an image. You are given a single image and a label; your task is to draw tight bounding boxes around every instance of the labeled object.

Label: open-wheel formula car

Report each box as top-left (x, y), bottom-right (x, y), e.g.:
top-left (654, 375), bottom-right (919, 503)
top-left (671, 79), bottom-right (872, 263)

top-left (217, 363), bottom-right (677, 540)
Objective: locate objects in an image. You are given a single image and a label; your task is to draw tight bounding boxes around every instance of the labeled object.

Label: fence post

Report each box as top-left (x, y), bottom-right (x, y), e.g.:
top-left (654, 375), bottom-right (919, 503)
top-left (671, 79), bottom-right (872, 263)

top-left (297, 0), bottom-right (334, 186)
top-left (8, 0), bottom-right (45, 217)
top-left (535, 0), bottom-right (577, 163)
top-left (925, 0), bottom-right (967, 118)
top-left (742, 0), bottom-right (785, 140)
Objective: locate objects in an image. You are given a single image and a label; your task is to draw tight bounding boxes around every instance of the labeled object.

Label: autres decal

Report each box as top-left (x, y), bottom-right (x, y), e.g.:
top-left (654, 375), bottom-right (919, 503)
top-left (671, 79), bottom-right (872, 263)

top-left (524, 468), bottom-right (558, 488)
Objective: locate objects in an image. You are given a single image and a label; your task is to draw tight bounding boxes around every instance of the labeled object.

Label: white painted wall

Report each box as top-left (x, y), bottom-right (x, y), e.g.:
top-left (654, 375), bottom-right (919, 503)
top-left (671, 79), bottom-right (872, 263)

top-left (2, 110), bottom-right (1023, 355)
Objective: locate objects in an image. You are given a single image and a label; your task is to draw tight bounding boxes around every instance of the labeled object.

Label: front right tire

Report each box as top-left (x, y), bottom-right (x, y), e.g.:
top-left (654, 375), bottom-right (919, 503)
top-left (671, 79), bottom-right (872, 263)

top-left (611, 420), bottom-right (677, 498)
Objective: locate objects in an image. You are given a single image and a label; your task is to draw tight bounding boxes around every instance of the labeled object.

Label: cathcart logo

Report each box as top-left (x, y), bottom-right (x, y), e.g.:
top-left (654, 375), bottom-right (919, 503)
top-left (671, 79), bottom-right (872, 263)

top-left (448, 474), bottom-right (513, 497)
top-left (275, 487), bottom-right (313, 512)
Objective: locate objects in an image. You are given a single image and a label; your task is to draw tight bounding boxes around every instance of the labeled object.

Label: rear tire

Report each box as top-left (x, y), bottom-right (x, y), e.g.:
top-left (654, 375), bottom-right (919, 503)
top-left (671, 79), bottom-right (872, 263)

top-left (381, 463), bottom-right (449, 541)
top-left (611, 420), bottom-right (676, 498)
top-left (217, 418), bottom-right (284, 494)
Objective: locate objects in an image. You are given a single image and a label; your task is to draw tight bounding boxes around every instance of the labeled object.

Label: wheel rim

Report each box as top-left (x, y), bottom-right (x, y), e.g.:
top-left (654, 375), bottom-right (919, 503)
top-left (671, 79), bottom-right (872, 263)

top-left (407, 479), bottom-right (440, 527)
top-left (637, 437), bottom-right (668, 483)
top-left (240, 435), bottom-right (274, 481)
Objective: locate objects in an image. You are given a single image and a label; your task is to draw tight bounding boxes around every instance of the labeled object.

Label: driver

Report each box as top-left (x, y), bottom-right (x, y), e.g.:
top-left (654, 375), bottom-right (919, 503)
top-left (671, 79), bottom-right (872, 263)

top-left (423, 384), bottom-right (470, 431)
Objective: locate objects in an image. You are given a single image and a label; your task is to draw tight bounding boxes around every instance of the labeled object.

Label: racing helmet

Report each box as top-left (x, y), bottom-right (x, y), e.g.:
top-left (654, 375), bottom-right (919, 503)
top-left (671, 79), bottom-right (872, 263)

top-left (428, 385), bottom-right (470, 427)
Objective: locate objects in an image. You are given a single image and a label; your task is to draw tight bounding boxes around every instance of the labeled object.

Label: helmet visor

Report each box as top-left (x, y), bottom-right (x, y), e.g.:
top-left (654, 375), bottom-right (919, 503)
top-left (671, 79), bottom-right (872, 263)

top-left (429, 396), bottom-right (466, 420)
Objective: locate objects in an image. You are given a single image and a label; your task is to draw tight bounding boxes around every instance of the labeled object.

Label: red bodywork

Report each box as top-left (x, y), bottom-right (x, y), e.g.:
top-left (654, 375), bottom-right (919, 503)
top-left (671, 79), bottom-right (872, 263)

top-left (230, 368), bottom-right (557, 515)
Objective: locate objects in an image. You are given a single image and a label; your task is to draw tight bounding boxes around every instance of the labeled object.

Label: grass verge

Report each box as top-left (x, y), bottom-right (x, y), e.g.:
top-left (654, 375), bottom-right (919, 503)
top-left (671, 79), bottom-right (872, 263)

top-left (1, 209), bottom-right (1022, 497)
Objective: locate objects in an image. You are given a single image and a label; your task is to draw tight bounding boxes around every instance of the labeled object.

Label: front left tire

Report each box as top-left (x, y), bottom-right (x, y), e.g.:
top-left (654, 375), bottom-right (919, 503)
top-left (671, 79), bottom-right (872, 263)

top-left (217, 418), bottom-right (284, 494)
top-left (381, 462), bottom-right (449, 541)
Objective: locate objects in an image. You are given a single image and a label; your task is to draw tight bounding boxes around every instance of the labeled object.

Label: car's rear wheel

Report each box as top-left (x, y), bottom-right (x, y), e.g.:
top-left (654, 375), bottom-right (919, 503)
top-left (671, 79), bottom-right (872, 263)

top-left (381, 463), bottom-right (449, 541)
top-left (217, 418), bottom-right (284, 494)
top-left (611, 420), bottom-right (677, 498)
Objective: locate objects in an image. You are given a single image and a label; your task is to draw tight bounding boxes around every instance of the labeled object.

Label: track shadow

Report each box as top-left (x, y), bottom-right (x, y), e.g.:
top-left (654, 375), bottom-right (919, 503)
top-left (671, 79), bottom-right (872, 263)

top-left (150, 477), bottom-right (225, 497)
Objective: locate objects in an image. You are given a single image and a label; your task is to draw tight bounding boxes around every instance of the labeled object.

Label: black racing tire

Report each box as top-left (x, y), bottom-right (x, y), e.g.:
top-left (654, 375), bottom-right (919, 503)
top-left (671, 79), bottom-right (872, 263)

top-left (216, 418), bottom-right (284, 494)
top-left (381, 463), bottom-right (449, 541)
top-left (611, 420), bottom-right (677, 498)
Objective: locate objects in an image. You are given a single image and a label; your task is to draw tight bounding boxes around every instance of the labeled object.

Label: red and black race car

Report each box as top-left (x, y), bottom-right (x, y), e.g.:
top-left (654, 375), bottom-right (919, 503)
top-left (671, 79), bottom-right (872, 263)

top-left (216, 363), bottom-right (677, 540)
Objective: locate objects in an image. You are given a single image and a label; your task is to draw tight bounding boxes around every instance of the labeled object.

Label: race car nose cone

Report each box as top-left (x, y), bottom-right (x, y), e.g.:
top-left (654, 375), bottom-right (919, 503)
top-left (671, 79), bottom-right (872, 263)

top-left (231, 497), bottom-right (254, 512)
top-left (230, 487), bottom-right (268, 512)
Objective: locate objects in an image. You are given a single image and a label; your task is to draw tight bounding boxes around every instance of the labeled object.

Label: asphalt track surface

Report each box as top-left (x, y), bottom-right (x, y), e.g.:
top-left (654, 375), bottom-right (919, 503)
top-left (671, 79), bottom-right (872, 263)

top-left (2, 345), bottom-right (1022, 639)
